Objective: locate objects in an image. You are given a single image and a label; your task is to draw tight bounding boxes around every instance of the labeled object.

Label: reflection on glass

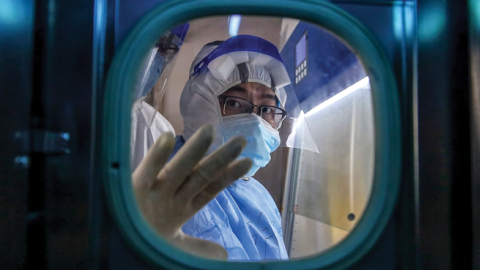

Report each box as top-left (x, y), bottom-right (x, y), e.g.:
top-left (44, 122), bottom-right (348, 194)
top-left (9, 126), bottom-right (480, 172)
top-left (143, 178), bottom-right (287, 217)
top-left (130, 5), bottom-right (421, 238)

top-left (130, 15), bottom-right (374, 261)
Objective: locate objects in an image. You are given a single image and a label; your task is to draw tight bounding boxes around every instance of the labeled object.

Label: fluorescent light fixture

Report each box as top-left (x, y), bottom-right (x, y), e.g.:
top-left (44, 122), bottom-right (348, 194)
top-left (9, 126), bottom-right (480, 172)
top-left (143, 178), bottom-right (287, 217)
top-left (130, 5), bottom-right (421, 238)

top-left (306, 76), bottom-right (369, 116)
top-left (229, 15), bottom-right (241, 37)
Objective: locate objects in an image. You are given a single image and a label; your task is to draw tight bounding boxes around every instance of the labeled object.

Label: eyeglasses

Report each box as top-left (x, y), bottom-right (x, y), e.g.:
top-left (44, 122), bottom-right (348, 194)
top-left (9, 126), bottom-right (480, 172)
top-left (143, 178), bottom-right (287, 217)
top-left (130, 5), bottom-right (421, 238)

top-left (156, 37), bottom-right (179, 59)
top-left (218, 95), bottom-right (287, 130)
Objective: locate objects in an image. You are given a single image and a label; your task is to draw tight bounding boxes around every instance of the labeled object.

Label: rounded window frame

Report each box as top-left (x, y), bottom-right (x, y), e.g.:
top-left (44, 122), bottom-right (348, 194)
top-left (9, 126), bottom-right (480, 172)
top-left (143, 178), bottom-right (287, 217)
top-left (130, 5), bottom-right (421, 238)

top-left (102, 0), bottom-right (402, 269)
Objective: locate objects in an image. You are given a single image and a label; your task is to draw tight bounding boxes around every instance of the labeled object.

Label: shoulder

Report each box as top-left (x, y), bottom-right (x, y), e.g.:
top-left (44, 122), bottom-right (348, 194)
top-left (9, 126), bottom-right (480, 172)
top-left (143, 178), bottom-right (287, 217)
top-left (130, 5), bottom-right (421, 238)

top-left (131, 99), bottom-right (155, 126)
top-left (151, 113), bottom-right (175, 134)
top-left (249, 178), bottom-right (280, 210)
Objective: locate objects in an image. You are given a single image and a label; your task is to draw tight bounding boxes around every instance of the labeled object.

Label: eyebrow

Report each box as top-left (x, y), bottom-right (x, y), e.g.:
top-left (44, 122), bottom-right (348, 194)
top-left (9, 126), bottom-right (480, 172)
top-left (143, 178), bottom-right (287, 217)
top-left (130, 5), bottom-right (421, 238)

top-left (228, 86), bottom-right (277, 102)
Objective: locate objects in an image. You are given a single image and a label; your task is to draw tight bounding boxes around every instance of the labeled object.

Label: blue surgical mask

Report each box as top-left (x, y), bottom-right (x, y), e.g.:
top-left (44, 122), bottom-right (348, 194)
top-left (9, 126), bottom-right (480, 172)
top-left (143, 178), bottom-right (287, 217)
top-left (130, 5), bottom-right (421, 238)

top-left (219, 114), bottom-right (281, 177)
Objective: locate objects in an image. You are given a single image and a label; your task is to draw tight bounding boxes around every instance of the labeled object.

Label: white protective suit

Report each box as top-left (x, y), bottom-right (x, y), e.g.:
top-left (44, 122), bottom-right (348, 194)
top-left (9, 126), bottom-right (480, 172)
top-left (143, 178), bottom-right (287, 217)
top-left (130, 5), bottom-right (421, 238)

top-left (130, 27), bottom-right (190, 171)
top-left (130, 98), bottom-right (175, 171)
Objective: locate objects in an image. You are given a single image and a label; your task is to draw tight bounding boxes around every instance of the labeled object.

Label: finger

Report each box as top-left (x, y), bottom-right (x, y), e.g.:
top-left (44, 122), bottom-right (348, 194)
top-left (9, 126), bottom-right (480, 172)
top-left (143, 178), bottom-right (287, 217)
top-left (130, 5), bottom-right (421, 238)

top-left (132, 132), bottom-right (175, 193)
top-left (190, 158), bottom-right (252, 210)
top-left (174, 136), bottom-right (247, 201)
top-left (157, 125), bottom-right (215, 192)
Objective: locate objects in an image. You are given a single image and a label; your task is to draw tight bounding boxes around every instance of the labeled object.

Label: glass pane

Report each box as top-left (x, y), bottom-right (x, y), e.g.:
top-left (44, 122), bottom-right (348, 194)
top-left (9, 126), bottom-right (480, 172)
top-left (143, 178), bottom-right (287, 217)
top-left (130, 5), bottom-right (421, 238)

top-left (129, 15), bottom-right (374, 261)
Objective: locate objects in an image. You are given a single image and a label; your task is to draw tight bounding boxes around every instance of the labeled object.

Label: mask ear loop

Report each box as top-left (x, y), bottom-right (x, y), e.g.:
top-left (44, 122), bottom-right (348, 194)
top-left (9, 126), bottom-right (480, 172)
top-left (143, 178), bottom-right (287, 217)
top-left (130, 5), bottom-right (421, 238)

top-left (275, 113), bottom-right (287, 131)
top-left (271, 74), bottom-right (288, 130)
top-left (221, 97), bottom-right (226, 117)
top-left (271, 84), bottom-right (287, 131)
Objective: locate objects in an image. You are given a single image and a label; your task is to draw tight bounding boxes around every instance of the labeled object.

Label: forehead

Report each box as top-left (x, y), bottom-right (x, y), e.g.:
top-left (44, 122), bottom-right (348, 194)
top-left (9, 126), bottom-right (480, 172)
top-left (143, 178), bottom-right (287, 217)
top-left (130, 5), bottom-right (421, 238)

top-left (222, 82), bottom-right (275, 96)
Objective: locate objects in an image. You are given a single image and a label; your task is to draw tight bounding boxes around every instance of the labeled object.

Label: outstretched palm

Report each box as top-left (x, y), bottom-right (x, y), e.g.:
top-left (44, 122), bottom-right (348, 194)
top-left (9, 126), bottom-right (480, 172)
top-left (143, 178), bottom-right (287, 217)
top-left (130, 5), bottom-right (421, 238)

top-left (132, 125), bottom-right (252, 259)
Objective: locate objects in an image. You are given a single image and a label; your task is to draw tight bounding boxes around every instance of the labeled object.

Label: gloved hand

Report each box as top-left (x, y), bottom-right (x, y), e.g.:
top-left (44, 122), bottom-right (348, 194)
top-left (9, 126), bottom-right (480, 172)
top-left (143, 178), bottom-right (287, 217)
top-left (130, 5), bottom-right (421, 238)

top-left (132, 125), bottom-right (252, 260)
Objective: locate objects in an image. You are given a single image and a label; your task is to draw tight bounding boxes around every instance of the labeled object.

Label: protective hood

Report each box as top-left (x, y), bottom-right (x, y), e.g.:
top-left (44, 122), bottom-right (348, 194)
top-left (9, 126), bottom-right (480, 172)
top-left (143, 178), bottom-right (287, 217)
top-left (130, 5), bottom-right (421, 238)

top-left (179, 35), bottom-right (290, 153)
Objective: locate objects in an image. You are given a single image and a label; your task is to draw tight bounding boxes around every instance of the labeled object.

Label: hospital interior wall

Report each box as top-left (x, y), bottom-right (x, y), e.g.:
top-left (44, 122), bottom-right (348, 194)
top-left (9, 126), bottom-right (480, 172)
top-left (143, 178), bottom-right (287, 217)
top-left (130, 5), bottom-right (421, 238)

top-left (279, 18), bottom-right (300, 51)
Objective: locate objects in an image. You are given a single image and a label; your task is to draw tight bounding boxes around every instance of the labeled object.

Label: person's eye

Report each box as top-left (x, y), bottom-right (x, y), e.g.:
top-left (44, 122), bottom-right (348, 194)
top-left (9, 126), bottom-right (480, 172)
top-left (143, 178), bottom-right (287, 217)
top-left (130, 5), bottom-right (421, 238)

top-left (261, 107), bottom-right (273, 114)
top-left (226, 100), bottom-right (242, 108)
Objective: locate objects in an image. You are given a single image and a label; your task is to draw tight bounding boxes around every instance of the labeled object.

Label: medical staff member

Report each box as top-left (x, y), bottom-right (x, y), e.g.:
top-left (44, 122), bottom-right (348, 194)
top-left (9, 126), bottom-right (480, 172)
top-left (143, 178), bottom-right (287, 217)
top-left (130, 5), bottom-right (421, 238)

top-left (130, 23), bottom-right (188, 171)
top-left (132, 35), bottom-right (290, 261)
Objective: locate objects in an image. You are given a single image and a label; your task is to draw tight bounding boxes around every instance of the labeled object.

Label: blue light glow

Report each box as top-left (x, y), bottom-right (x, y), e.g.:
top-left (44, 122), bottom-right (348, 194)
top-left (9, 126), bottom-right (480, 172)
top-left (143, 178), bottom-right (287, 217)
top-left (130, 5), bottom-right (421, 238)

top-left (393, 5), bottom-right (414, 40)
top-left (471, 0), bottom-right (480, 33)
top-left (418, 3), bottom-right (446, 42)
top-left (0, 1), bottom-right (20, 25)
top-left (61, 133), bottom-right (70, 140)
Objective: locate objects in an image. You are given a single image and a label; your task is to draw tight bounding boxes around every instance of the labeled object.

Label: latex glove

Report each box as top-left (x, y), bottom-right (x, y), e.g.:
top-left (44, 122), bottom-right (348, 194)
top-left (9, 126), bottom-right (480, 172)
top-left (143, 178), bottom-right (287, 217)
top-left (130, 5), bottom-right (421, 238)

top-left (132, 125), bottom-right (252, 260)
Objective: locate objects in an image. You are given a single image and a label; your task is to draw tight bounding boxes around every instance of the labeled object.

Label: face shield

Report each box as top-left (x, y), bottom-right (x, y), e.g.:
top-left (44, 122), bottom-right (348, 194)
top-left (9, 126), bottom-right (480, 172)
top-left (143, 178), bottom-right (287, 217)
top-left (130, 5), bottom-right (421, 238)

top-left (188, 35), bottom-right (319, 153)
top-left (134, 23), bottom-right (190, 108)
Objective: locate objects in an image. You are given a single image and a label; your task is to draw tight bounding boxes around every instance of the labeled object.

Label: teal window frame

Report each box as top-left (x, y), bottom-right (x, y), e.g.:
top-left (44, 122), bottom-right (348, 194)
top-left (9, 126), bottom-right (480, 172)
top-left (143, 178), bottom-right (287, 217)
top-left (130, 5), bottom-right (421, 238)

top-left (102, 0), bottom-right (402, 269)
